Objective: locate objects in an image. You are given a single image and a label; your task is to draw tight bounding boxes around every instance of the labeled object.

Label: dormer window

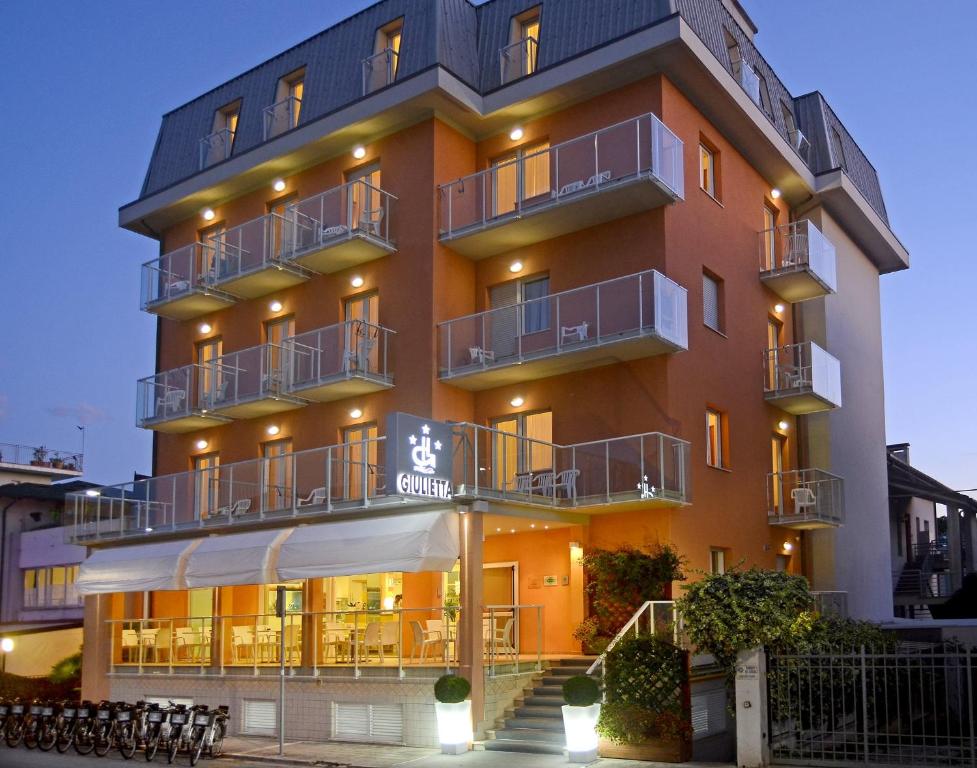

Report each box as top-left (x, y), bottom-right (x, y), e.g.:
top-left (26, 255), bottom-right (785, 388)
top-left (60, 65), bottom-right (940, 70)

top-left (501, 6), bottom-right (540, 84)
top-left (264, 68), bottom-right (304, 140)
top-left (199, 100), bottom-right (240, 169)
top-left (830, 127), bottom-right (847, 171)
top-left (724, 28), bottom-right (760, 105)
top-left (363, 18), bottom-right (403, 95)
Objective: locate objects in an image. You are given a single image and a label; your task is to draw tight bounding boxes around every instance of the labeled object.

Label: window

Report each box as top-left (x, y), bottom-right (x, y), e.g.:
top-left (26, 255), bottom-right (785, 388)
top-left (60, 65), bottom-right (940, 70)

top-left (518, 10), bottom-right (541, 76)
top-left (723, 28), bottom-right (741, 72)
top-left (211, 101), bottom-right (240, 151)
top-left (269, 68), bottom-right (305, 137)
top-left (709, 549), bottom-right (726, 575)
top-left (503, 7), bottom-right (540, 81)
top-left (324, 571), bottom-right (402, 612)
top-left (343, 423), bottom-right (379, 499)
top-left (196, 337), bottom-right (222, 408)
top-left (699, 144), bottom-right (716, 197)
top-left (705, 408), bottom-right (726, 468)
top-left (756, 72), bottom-right (772, 115)
top-left (492, 141), bottom-right (550, 215)
top-left (194, 453), bottom-right (220, 519)
top-left (781, 102), bottom-right (796, 137)
top-left (198, 222), bottom-right (224, 282)
top-left (830, 127), bottom-right (847, 170)
top-left (347, 163), bottom-right (382, 234)
top-left (771, 434), bottom-right (786, 510)
top-left (23, 565), bottom-right (81, 608)
top-left (379, 20), bottom-right (403, 78)
top-left (262, 438), bottom-right (293, 511)
top-left (766, 317), bottom-right (782, 389)
top-left (492, 410), bottom-right (553, 489)
top-left (762, 206), bottom-right (777, 270)
top-left (702, 271), bottom-right (723, 333)
top-left (521, 276), bottom-right (550, 334)
top-left (366, 18), bottom-right (403, 92)
top-left (345, 292), bottom-right (380, 372)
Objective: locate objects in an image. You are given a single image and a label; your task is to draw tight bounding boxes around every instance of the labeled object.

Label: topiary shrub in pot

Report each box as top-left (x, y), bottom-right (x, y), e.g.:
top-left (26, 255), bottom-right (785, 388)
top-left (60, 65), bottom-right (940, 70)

top-left (433, 674), bottom-right (472, 754)
top-left (561, 675), bottom-right (602, 763)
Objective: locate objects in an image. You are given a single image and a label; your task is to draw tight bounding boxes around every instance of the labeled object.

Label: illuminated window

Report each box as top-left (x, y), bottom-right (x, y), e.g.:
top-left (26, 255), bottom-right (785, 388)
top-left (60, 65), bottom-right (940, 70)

top-left (262, 438), bottom-right (293, 511)
top-left (502, 7), bottom-right (540, 82)
top-left (193, 453), bottom-right (220, 520)
top-left (379, 20), bottom-right (403, 78)
top-left (343, 423), bottom-right (379, 499)
top-left (213, 101), bottom-right (240, 144)
top-left (771, 434), bottom-right (786, 509)
top-left (710, 549), bottom-right (726, 575)
top-left (705, 408), bottom-right (726, 469)
top-left (762, 206), bottom-right (776, 270)
top-left (492, 410), bottom-right (552, 489)
top-left (324, 572), bottom-right (402, 612)
top-left (699, 144), bottom-right (716, 197)
top-left (492, 141), bottom-right (550, 216)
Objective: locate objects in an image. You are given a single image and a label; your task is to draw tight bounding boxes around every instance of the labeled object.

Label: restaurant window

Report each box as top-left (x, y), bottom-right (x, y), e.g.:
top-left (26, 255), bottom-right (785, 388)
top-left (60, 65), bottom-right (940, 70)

top-left (194, 453), bottom-right (220, 519)
top-left (263, 583), bottom-right (303, 616)
top-left (702, 270), bottom-right (724, 333)
top-left (324, 572), bottom-right (402, 613)
top-left (710, 549), bottom-right (726, 575)
top-left (491, 409), bottom-right (552, 489)
top-left (699, 143), bottom-right (717, 198)
top-left (262, 438), bottom-right (293, 511)
top-left (443, 562), bottom-right (461, 614)
top-left (492, 140), bottom-right (550, 216)
top-left (342, 423), bottom-right (379, 499)
top-left (705, 408), bottom-right (727, 469)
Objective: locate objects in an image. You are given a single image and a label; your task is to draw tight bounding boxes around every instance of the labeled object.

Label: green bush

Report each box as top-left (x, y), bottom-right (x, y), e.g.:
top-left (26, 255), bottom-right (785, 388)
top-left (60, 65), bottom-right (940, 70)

top-left (562, 675), bottom-right (600, 707)
top-left (597, 702), bottom-right (693, 744)
top-left (49, 651), bottom-right (82, 685)
top-left (434, 674), bottom-right (470, 703)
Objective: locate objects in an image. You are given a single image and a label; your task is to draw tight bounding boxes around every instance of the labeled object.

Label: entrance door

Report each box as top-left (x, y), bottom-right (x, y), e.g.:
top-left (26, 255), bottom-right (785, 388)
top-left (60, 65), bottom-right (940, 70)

top-left (483, 564), bottom-right (516, 606)
top-left (483, 563), bottom-right (518, 656)
top-left (344, 293), bottom-right (380, 372)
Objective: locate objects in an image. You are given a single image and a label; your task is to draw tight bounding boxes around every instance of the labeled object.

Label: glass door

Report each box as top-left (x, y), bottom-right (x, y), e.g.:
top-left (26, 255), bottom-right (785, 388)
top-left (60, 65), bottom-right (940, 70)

top-left (196, 338), bottom-right (222, 408)
top-left (194, 453), bottom-right (220, 520)
top-left (767, 317), bottom-right (782, 390)
top-left (264, 316), bottom-right (295, 392)
top-left (344, 293), bottom-right (379, 373)
top-left (267, 196), bottom-right (296, 261)
top-left (342, 423), bottom-right (379, 500)
top-left (263, 438), bottom-right (293, 511)
top-left (771, 434), bottom-right (786, 513)
top-left (347, 164), bottom-right (381, 234)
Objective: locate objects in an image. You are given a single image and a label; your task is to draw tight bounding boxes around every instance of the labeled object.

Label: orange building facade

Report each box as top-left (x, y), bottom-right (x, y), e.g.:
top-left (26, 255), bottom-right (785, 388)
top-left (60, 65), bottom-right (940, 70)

top-left (73, 0), bottom-right (908, 747)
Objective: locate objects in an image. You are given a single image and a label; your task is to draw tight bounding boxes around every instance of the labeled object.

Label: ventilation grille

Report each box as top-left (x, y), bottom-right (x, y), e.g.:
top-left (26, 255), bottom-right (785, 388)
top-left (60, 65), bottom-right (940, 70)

top-left (332, 702), bottom-right (403, 744)
top-left (242, 700), bottom-right (276, 736)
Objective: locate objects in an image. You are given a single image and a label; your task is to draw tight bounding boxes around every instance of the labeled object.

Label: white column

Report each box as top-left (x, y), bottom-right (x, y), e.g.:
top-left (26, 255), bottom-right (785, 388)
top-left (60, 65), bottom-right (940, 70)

top-left (735, 647), bottom-right (770, 768)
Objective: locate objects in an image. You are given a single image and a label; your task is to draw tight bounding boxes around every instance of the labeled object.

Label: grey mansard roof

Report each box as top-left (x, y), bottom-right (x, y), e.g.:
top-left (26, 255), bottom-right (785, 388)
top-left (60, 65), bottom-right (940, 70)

top-left (137, 0), bottom-right (889, 226)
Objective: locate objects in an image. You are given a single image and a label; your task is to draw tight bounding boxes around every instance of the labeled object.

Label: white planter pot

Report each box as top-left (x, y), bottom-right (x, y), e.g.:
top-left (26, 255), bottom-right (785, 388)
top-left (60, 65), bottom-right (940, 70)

top-left (435, 700), bottom-right (472, 754)
top-left (562, 703), bottom-right (601, 763)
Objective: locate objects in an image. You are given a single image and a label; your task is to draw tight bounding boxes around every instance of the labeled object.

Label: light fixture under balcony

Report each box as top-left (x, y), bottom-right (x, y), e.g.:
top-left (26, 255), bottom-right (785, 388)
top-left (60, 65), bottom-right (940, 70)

top-left (510, 396), bottom-right (524, 408)
top-left (352, 145), bottom-right (367, 160)
top-left (266, 425), bottom-right (281, 436)
top-left (202, 208), bottom-right (216, 221)
top-left (273, 178), bottom-right (286, 193)
top-left (198, 322), bottom-right (212, 334)
top-left (778, 420), bottom-right (789, 431)
top-left (783, 540), bottom-right (794, 552)
top-left (774, 303), bottom-right (785, 314)
top-left (269, 300), bottom-right (283, 313)
top-left (771, 188), bottom-right (782, 199)
top-left (351, 275), bottom-right (364, 288)
top-left (509, 126), bottom-right (524, 141)
top-left (85, 489), bottom-right (100, 497)
top-left (349, 408), bottom-right (363, 419)
top-left (195, 439), bottom-right (209, 451)
top-left (509, 261), bottom-right (523, 274)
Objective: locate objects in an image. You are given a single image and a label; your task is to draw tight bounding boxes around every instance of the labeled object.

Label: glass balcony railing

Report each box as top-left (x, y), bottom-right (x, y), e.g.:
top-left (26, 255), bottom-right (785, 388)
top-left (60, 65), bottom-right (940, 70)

top-left (263, 96), bottom-right (301, 140)
top-left (0, 442), bottom-right (83, 474)
top-left (199, 128), bottom-right (235, 170)
top-left (140, 243), bottom-right (236, 319)
top-left (736, 60), bottom-right (761, 106)
top-left (206, 213), bottom-right (310, 298)
top-left (288, 320), bottom-right (394, 401)
top-left (789, 128), bottom-right (811, 163)
top-left (452, 423), bottom-right (691, 509)
top-left (500, 36), bottom-right (538, 84)
top-left (759, 220), bottom-right (837, 302)
top-left (362, 48), bottom-right (398, 95)
top-left (286, 180), bottom-right (397, 273)
top-left (767, 469), bottom-right (844, 528)
top-left (438, 113), bottom-right (684, 257)
top-left (438, 270), bottom-right (688, 388)
top-left (763, 341), bottom-right (842, 414)
top-left (198, 343), bottom-right (307, 418)
top-left (136, 364), bottom-right (231, 432)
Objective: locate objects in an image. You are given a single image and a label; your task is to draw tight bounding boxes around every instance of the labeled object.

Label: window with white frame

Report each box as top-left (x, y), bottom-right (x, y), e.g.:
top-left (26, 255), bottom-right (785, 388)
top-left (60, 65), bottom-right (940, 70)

top-left (23, 565), bottom-right (81, 608)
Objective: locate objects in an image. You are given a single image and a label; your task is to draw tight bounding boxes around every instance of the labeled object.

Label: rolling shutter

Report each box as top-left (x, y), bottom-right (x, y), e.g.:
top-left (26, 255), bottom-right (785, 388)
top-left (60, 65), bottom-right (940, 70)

top-left (332, 703), bottom-right (403, 744)
top-left (702, 273), bottom-right (720, 332)
top-left (242, 700), bottom-right (277, 736)
top-left (691, 689), bottom-right (727, 740)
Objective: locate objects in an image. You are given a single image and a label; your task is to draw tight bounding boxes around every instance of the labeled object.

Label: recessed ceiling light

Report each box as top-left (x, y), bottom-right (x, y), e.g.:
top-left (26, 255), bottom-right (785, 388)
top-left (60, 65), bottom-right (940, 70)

top-left (509, 261), bottom-right (523, 273)
top-left (198, 322), bottom-right (212, 334)
top-left (269, 300), bottom-right (283, 313)
top-left (353, 145), bottom-right (366, 160)
top-left (195, 439), bottom-right (209, 451)
top-left (771, 188), bottom-right (782, 199)
top-left (273, 179), bottom-right (286, 193)
top-left (530, 523), bottom-right (535, 528)
top-left (202, 208), bottom-right (215, 221)
top-left (509, 127), bottom-right (524, 141)
top-left (351, 275), bottom-right (364, 288)
top-left (496, 527), bottom-right (501, 533)
top-left (349, 408), bottom-right (363, 419)
top-left (510, 528), bottom-right (516, 534)
top-left (145, 527), bottom-right (154, 533)
top-left (544, 525), bottom-right (549, 530)
top-left (510, 396), bottom-right (524, 408)
top-left (266, 425), bottom-right (280, 436)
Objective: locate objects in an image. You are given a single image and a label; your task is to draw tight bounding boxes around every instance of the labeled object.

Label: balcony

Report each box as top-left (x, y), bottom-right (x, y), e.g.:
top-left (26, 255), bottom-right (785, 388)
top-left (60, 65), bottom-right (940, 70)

top-left (286, 180), bottom-right (396, 273)
top-left (759, 220), bottom-right (837, 303)
top-left (198, 344), bottom-right (308, 419)
top-left (437, 113), bottom-right (684, 258)
top-left (767, 469), bottom-right (844, 529)
top-left (438, 270), bottom-right (688, 389)
top-left (453, 423), bottom-right (691, 511)
top-left (287, 320), bottom-right (395, 402)
top-left (789, 128), bottom-right (811, 164)
top-left (362, 48), bottom-right (398, 95)
top-left (136, 365), bottom-right (232, 433)
top-left (735, 60), bottom-right (761, 106)
top-left (500, 36), bottom-right (538, 84)
top-left (0, 442), bottom-right (83, 478)
top-left (199, 128), bottom-right (234, 170)
top-left (207, 213), bottom-right (310, 299)
top-left (140, 243), bottom-right (236, 320)
top-left (263, 96), bottom-right (301, 140)
top-left (763, 341), bottom-right (842, 415)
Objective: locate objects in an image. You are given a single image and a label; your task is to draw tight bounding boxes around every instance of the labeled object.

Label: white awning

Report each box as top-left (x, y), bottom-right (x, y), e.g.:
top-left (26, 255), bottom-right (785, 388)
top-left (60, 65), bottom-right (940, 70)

top-left (77, 540), bottom-right (202, 595)
top-left (276, 510), bottom-right (460, 581)
top-left (185, 529), bottom-right (294, 588)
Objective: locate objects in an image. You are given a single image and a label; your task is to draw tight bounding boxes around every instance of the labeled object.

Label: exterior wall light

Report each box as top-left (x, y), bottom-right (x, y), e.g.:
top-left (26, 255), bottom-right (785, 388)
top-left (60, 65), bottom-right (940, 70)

top-left (351, 275), bottom-right (364, 288)
top-left (774, 303), bottom-right (785, 314)
top-left (509, 261), bottom-right (523, 273)
top-left (266, 425), bottom-right (281, 436)
top-left (778, 420), bottom-right (789, 431)
top-left (510, 396), bottom-right (524, 407)
top-left (195, 439), bottom-right (209, 451)
top-left (349, 408), bottom-right (363, 419)
top-left (353, 145), bottom-right (367, 160)
top-left (783, 541), bottom-right (794, 552)
top-left (85, 489), bottom-right (100, 497)
top-left (202, 208), bottom-right (215, 221)
top-left (509, 127), bottom-right (524, 141)
top-left (771, 188), bottom-right (782, 199)
top-left (198, 323), bottom-right (212, 334)
top-left (1, 638), bottom-right (14, 653)
top-left (273, 179), bottom-right (286, 192)
top-left (269, 300), bottom-right (283, 312)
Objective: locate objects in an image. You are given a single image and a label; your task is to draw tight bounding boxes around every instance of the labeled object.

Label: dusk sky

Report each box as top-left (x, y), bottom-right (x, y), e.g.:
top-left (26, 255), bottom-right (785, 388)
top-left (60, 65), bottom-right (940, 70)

top-left (0, 1), bottom-right (973, 493)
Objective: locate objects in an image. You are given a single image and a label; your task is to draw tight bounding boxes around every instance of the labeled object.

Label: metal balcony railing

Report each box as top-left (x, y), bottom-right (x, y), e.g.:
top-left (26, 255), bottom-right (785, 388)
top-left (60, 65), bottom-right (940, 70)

top-left (136, 364), bottom-right (213, 428)
top-left (199, 127), bottom-right (235, 170)
top-left (452, 423), bottom-right (691, 508)
top-left (263, 96), bottom-right (301, 140)
top-left (438, 113), bottom-right (684, 239)
top-left (198, 343), bottom-right (300, 413)
top-left (500, 36), bottom-right (538, 84)
top-left (759, 220), bottom-right (837, 291)
top-left (141, 243), bottom-right (228, 310)
top-left (287, 320), bottom-right (394, 393)
top-left (206, 212), bottom-right (304, 287)
top-left (438, 270), bottom-right (688, 379)
top-left (0, 442), bottom-right (83, 472)
top-left (362, 48), bottom-right (398, 95)
top-left (763, 341), bottom-right (842, 410)
top-left (767, 469), bottom-right (844, 526)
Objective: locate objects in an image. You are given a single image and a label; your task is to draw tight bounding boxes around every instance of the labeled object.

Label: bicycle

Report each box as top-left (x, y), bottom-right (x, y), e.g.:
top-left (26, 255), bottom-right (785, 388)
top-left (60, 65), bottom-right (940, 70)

top-left (72, 701), bottom-right (98, 756)
top-left (36, 701), bottom-right (59, 751)
top-left (165, 704), bottom-right (191, 764)
top-left (21, 700), bottom-right (44, 749)
top-left (116, 702), bottom-right (140, 759)
top-left (144, 703), bottom-right (167, 761)
top-left (55, 700), bottom-right (83, 753)
top-left (4, 699), bottom-right (27, 748)
top-left (91, 701), bottom-right (115, 757)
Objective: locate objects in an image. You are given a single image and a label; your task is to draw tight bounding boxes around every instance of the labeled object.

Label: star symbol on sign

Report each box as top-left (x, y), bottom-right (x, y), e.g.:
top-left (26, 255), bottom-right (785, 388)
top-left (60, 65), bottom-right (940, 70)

top-left (421, 424), bottom-right (431, 435)
top-left (408, 435), bottom-right (417, 445)
top-left (434, 440), bottom-right (442, 451)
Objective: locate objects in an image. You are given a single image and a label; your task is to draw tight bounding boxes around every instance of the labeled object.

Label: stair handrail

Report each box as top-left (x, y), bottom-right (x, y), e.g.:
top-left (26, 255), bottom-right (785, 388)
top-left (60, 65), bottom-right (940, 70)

top-left (585, 600), bottom-right (681, 676)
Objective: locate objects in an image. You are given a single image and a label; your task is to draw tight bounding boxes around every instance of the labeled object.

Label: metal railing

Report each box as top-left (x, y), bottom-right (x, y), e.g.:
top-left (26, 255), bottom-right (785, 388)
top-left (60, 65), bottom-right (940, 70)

top-left (790, 128), bottom-right (811, 163)
top-left (0, 442), bottom-right (83, 472)
top-left (911, 541), bottom-right (950, 564)
top-left (263, 96), bottom-right (301, 140)
top-left (66, 437), bottom-right (390, 543)
top-left (500, 36), bottom-right (538, 84)
top-left (767, 469), bottom-right (844, 526)
top-left (894, 569), bottom-right (955, 600)
top-left (199, 127), bottom-right (235, 170)
top-left (763, 341), bottom-right (842, 406)
top-left (105, 604), bottom-right (542, 679)
top-left (198, 343), bottom-right (299, 412)
top-left (286, 179), bottom-right (396, 260)
top-left (136, 364), bottom-right (210, 428)
top-left (736, 60), bottom-right (761, 105)
top-left (206, 212), bottom-right (303, 286)
top-left (452, 423), bottom-right (690, 508)
top-left (362, 48), bottom-right (398, 94)
top-left (140, 242), bottom-right (230, 309)
top-left (287, 320), bottom-right (394, 392)
top-left (759, 219), bottom-right (837, 291)
top-left (438, 270), bottom-right (687, 378)
top-left (811, 591), bottom-right (848, 619)
top-left (438, 112), bottom-right (684, 238)
top-left (23, 584), bottom-right (82, 609)
top-left (586, 601), bottom-right (682, 677)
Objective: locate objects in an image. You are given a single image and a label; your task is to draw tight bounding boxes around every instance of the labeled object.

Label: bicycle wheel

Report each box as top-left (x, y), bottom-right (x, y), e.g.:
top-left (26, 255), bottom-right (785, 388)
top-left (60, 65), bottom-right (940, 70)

top-left (209, 722), bottom-right (226, 757)
top-left (5, 724), bottom-right (23, 748)
top-left (166, 727), bottom-right (181, 764)
top-left (74, 726), bottom-right (95, 756)
top-left (38, 722), bottom-right (58, 751)
top-left (145, 726), bottom-right (160, 761)
top-left (189, 729), bottom-right (205, 767)
top-left (23, 723), bottom-right (38, 749)
top-left (119, 722), bottom-right (138, 759)
top-left (93, 724), bottom-right (112, 757)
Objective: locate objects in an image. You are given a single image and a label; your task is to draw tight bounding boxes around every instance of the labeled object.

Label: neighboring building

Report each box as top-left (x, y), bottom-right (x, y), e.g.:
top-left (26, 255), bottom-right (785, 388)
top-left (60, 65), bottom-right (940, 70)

top-left (887, 443), bottom-right (977, 619)
top-left (0, 442), bottom-right (90, 676)
top-left (73, 0), bottom-right (908, 749)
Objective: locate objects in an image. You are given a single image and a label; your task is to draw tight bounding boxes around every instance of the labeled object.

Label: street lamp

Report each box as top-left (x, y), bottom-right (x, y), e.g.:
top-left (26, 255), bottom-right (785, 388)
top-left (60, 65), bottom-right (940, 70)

top-left (0, 637), bottom-right (13, 673)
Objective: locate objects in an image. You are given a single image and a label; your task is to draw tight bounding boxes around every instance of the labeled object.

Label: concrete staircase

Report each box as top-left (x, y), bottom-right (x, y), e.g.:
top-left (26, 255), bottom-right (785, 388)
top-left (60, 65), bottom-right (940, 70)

top-left (482, 658), bottom-right (597, 755)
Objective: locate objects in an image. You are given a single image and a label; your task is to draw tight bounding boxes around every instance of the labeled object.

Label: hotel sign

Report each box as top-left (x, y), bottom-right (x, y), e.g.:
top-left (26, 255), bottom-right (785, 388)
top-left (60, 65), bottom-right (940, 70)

top-left (386, 413), bottom-right (454, 501)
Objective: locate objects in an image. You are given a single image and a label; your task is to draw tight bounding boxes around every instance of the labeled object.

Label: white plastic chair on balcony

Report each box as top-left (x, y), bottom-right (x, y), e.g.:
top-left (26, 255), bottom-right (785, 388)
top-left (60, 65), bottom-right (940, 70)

top-left (297, 487), bottom-right (326, 508)
top-left (408, 620), bottom-right (443, 663)
top-left (156, 389), bottom-right (186, 417)
top-left (357, 207), bottom-right (384, 237)
top-left (784, 231), bottom-right (809, 267)
top-left (560, 322), bottom-right (589, 343)
top-left (211, 498), bottom-right (252, 520)
top-left (585, 170), bottom-right (611, 188)
top-left (231, 626), bottom-right (255, 662)
top-left (343, 336), bottom-right (376, 374)
top-left (791, 486), bottom-right (816, 511)
top-left (121, 630), bottom-right (140, 663)
top-left (469, 346), bottom-right (495, 365)
top-left (164, 278), bottom-right (191, 297)
top-left (553, 469), bottom-right (580, 500)
top-left (487, 617), bottom-right (517, 659)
